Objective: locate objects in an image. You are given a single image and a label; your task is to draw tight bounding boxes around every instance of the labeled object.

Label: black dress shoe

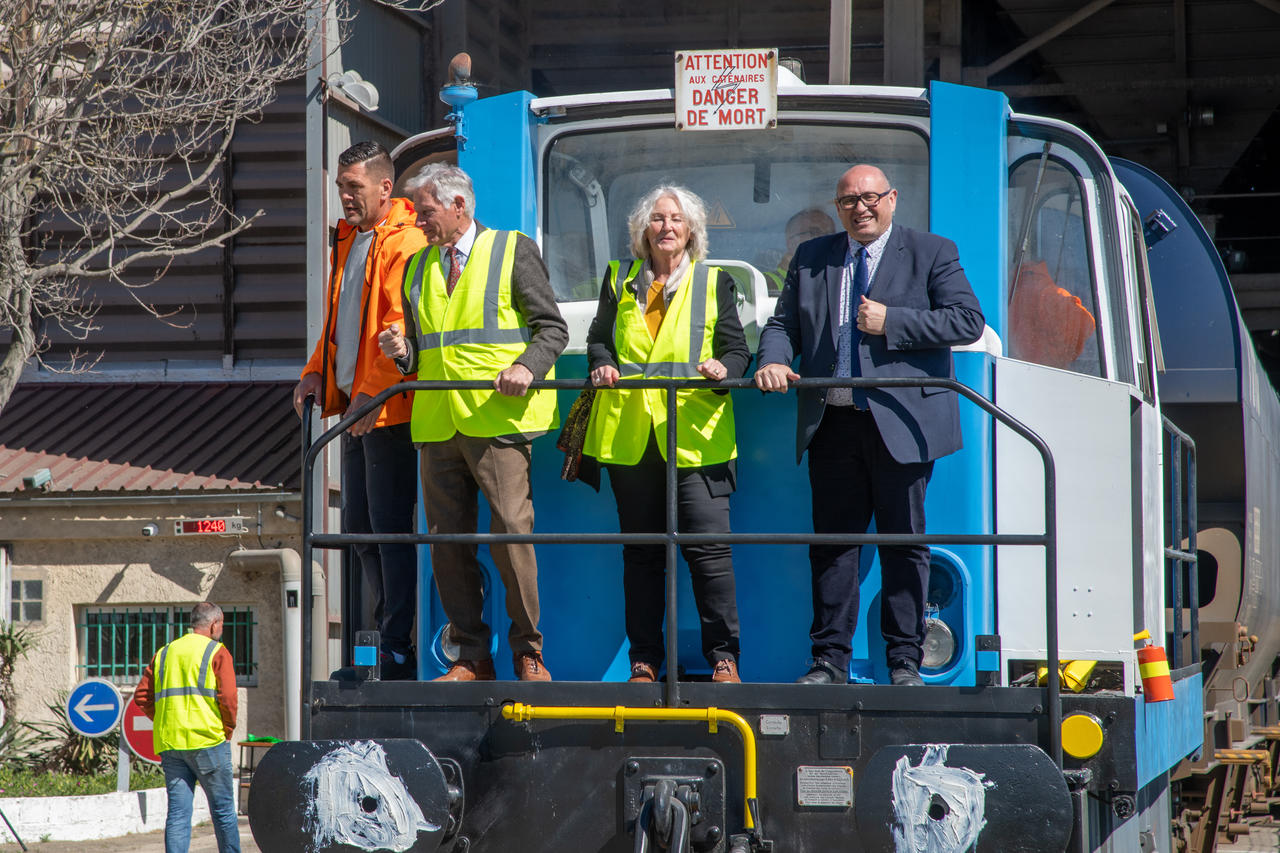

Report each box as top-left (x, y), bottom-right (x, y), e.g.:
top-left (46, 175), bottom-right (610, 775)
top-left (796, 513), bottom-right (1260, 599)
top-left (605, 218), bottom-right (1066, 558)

top-left (796, 659), bottom-right (845, 684)
top-left (889, 660), bottom-right (924, 686)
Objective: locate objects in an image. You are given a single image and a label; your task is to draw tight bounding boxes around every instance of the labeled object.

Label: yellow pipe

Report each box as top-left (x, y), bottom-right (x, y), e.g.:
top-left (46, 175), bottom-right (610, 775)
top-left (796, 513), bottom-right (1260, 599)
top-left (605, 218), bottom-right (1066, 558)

top-left (503, 702), bottom-right (759, 829)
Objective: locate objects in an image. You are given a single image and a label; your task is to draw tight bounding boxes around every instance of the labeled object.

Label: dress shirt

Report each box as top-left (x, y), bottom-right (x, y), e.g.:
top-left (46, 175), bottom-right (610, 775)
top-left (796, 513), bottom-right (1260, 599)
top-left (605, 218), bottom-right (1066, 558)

top-left (830, 224), bottom-right (892, 407)
top-left (443, 219), bottom-right (478, 281)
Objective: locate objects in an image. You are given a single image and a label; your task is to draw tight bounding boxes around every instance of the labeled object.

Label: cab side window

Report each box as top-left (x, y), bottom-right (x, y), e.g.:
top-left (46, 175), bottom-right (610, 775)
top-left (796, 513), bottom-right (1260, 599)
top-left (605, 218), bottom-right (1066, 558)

top-left (1007, 156), bottom-right (1103, 377)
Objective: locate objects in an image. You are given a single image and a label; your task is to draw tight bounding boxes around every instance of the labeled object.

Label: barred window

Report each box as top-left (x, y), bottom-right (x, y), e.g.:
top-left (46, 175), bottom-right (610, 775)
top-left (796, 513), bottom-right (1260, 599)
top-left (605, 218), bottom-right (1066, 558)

top-left (78, 606), bottom-right (258, 687)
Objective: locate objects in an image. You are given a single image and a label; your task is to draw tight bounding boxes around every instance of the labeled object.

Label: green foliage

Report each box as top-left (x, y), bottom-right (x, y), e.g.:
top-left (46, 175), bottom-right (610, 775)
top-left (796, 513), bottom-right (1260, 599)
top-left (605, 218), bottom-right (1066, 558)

top-left (0, 764), bottom-right (165, 797)
top-left (21, 698), bottom-right (118, 776)
top-left (0, 619), bottom-right (39, 712)
top-left (0, 620), bottom-right (40, 770)
top-left (0, 718), bottom-right (39, 772)
top-left (0, 626), bottom-right (154, 781)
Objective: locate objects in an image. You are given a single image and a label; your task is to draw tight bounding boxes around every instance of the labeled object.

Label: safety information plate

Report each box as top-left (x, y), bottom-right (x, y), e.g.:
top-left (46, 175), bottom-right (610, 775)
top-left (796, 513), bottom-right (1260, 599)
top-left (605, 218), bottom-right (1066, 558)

top-left (796, 765), bottom-right (854, 807)
top-left (759, 714), bottom-right (790, 735)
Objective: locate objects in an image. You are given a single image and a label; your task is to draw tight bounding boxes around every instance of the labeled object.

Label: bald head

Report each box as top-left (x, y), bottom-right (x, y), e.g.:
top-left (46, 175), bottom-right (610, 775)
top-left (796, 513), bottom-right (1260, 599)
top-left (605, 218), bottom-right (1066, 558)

top-left (835, 164), bottom-right (897, 245)
top-left (839, 164), bottom-right (890, 189)
top-left (785, 208), bottom-right (835, 251)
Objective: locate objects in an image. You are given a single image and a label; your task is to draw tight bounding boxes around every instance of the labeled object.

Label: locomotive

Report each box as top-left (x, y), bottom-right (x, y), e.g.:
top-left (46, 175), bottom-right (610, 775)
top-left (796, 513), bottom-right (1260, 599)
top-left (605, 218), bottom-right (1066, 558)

top-left (248, 55), bottom-right (1280, 852)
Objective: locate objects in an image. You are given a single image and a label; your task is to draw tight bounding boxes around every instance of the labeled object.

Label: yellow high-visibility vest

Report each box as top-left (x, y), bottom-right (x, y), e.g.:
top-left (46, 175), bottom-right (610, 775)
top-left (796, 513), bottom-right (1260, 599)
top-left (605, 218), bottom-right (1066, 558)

top-left (402, 230), bottom-right (559, 442)
top-left (152, 632), bottom-right (226, 753)
top-left (584, 260), bottom-right (737, 467)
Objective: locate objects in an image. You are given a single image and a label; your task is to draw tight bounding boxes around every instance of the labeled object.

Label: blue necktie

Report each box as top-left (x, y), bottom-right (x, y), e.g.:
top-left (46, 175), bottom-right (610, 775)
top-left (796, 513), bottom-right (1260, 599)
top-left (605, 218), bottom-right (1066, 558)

top-left (849, 247), bottom-right (869, 407)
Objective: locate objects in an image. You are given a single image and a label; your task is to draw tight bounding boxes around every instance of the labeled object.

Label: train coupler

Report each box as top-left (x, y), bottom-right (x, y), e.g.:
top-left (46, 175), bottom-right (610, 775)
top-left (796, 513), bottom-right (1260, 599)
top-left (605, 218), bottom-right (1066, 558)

top-left (625, 758), bottom-right (726, 851)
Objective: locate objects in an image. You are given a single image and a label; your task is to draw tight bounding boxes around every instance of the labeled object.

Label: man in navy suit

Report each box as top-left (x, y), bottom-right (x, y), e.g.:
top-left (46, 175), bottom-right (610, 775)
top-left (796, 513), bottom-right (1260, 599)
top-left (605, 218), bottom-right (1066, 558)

top-left (755, 164), bottom-right (984, 686)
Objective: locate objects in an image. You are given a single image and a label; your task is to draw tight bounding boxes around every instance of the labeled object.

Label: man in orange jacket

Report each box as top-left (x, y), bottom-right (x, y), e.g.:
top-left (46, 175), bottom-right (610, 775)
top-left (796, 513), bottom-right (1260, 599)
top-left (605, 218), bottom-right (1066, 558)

top-left (293, 141), bottom-right (427, 679)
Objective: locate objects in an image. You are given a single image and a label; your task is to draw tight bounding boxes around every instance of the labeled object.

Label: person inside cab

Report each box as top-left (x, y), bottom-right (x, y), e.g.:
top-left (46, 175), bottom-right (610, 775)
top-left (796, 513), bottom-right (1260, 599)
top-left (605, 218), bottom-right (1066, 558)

top-left (763, 208), bottom-right (837, 294)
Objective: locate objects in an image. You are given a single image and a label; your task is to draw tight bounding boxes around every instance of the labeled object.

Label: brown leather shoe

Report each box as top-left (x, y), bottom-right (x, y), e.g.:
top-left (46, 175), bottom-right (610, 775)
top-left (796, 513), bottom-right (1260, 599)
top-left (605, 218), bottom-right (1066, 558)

top-left (514, 651), bottom-right (552, 682)
top-left (628, 661), bottom-right (658, 683)
top-left (433, 659), bottom-right (496, 682)
top-left (711, 659), bottom-right (741, 683)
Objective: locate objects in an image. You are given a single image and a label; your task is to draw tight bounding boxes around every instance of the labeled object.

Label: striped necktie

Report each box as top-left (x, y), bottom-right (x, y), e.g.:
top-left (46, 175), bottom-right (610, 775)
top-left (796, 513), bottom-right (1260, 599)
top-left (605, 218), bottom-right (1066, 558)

top-left (446, 246), bottom-right (462, 296)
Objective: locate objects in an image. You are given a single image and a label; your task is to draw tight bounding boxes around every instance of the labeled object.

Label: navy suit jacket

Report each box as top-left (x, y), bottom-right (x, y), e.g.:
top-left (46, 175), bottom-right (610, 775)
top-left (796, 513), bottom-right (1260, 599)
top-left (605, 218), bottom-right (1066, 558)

top-left (757, 225), bottom-right (985, 464)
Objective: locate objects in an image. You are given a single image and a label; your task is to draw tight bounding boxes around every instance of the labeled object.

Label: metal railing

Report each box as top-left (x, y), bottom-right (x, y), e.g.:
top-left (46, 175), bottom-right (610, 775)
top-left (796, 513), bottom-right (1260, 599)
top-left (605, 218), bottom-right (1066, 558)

top-left (300, 376), bottom-right (1063, 765)
top-left (1162, 416), bottom-right (1200, 670)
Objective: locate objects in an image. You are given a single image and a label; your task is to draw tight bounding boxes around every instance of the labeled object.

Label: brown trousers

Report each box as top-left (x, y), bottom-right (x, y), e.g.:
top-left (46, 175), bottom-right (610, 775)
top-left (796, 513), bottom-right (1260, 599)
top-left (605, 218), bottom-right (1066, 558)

top-left (420, 433), bottom-right (542, 659)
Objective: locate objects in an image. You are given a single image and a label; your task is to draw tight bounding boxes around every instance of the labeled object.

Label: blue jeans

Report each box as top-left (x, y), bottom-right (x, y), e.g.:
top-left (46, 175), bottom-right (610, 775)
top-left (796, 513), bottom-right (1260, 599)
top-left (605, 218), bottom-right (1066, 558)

top-left (161, 740), bottom-right (240, 853)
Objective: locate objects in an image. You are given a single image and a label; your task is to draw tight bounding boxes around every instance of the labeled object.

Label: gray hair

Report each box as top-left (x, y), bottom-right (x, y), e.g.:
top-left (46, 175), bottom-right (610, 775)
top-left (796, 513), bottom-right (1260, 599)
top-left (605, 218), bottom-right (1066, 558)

top-left (404, 163), bottom-right (476, 217)
top-left (190, 601), bottom-right (223, 628)
top-left (627, 185), bottom-right (709, 262)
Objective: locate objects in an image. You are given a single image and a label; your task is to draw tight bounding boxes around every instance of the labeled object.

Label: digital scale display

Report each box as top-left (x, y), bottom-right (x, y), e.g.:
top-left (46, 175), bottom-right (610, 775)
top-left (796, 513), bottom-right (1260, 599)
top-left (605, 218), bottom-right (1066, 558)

top-left (174, 517), bottom-right (246, 536)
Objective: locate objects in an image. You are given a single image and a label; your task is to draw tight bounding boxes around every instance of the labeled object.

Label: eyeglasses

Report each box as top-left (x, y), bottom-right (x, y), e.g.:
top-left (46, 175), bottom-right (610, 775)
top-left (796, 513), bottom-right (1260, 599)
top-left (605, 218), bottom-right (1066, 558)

top-left (834, 190), bottom-right (893, 210)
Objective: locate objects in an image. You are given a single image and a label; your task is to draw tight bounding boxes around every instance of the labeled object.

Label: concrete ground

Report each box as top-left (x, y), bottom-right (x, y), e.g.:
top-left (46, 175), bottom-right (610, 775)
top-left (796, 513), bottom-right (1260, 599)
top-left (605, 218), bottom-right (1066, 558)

top-left (0, 816), bottom-right (260, 853)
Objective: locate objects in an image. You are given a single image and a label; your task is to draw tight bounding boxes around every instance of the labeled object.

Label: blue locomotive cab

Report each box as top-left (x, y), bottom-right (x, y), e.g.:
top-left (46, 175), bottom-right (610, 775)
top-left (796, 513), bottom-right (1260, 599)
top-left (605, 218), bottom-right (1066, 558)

top-left (397, 78), bottom-right (1178, 702)
top-left (255, 69), bottom-right (1244, 853)
top-left (395, 80), bottom-right (1012, 688)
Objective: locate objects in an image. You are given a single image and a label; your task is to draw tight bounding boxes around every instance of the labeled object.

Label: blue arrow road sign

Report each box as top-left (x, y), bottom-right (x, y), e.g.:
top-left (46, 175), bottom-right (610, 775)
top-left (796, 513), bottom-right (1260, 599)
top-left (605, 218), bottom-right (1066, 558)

top-left (67, 677), bottom-right (123, 738)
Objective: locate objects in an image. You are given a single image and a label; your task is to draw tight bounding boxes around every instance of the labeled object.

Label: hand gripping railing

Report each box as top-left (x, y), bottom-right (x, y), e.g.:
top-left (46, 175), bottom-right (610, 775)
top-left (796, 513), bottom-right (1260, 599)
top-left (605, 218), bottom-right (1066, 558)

top-left (299, 375), bottom-right (1063, 766)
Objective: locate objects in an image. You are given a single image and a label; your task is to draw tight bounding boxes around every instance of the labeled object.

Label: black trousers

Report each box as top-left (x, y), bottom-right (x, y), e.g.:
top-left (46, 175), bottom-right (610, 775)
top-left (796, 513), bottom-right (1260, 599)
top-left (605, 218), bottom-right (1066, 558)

top-left (604, 437), bottom-right (740, 668)
top-left (807, 407), bottom-right (933, 670)
top-left (342, 423), bottom-right (419, 656)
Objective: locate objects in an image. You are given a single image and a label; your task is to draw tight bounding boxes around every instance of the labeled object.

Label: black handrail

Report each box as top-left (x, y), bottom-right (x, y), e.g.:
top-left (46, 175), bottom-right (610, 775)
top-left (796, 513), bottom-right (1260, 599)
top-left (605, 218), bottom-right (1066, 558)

top-left (300, 392), bottom-right (315, 741)
top-left (300, 375), bottom-right (1063, 766)
top-left (1162, 415), bottom-right (1199, 669)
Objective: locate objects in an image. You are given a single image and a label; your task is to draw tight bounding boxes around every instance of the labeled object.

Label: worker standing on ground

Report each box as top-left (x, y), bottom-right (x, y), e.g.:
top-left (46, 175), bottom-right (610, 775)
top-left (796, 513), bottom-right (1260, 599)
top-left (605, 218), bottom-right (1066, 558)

top-left (133, 602), bottom-right (240, 853)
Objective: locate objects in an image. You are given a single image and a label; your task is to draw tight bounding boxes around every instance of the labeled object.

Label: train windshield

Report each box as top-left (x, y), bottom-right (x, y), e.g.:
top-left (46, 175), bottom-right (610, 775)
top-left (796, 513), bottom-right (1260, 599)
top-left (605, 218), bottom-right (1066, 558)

top-left (541, 122), bottom-right (929, 302)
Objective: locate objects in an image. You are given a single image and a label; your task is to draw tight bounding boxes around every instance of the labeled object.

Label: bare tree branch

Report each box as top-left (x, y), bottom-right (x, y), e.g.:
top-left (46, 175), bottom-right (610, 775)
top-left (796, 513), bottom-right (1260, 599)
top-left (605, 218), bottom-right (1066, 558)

top-left (0, 0), bottom-right (339, 413)
top-left (370, 0), bottom-right (448, 12)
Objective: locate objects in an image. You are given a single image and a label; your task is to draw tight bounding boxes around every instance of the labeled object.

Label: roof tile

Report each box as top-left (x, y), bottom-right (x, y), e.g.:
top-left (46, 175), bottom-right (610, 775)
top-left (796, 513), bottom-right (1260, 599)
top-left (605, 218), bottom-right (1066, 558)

top-left (0, 382), bottom-right (302, 494)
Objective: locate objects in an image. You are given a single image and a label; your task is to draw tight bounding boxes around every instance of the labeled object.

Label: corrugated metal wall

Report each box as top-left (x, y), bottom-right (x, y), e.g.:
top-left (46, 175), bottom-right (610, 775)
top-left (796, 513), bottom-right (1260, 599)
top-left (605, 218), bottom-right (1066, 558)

top-left (30, 81), bottom-right (308, 371)
top-left (25, 1), bottom-right (441, 378)
top-left (7, 1), bottom-right (587, 375)
top-left (524, 0), bottom-right (839, 94)
top-left (341, 1), bottom-right (430, 135)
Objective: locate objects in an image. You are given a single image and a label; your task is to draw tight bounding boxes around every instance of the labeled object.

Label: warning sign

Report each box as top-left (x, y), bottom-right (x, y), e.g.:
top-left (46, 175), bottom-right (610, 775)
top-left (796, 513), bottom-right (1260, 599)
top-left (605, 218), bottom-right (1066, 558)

top-left (706, 200), bottom-right (735, 229)
top-left (675, 48), bottom-right (777, 132)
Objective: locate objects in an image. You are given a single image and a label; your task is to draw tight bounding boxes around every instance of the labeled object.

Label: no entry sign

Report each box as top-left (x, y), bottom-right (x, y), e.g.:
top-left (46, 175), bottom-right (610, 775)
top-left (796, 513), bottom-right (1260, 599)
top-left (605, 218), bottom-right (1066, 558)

top-left (675, 48), bottom-right (778, 132)
top-left (123, 701), bottom-right (161, 764)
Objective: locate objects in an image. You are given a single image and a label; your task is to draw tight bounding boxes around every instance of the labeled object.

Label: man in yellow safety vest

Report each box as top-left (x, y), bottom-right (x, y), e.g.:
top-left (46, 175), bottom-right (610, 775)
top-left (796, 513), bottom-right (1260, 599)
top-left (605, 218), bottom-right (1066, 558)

top-left (133, 602), bottom-right (239, 853)
top-left (379, 163), bottom-right (568, 683)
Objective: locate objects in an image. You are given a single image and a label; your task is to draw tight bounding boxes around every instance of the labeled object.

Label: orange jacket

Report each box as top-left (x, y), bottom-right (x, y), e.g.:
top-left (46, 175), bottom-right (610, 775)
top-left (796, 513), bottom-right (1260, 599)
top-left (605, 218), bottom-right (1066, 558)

top-left (302, 198), bottom-right (428, 426)
top-left (1009, 260), bottom-right (1096, 370)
